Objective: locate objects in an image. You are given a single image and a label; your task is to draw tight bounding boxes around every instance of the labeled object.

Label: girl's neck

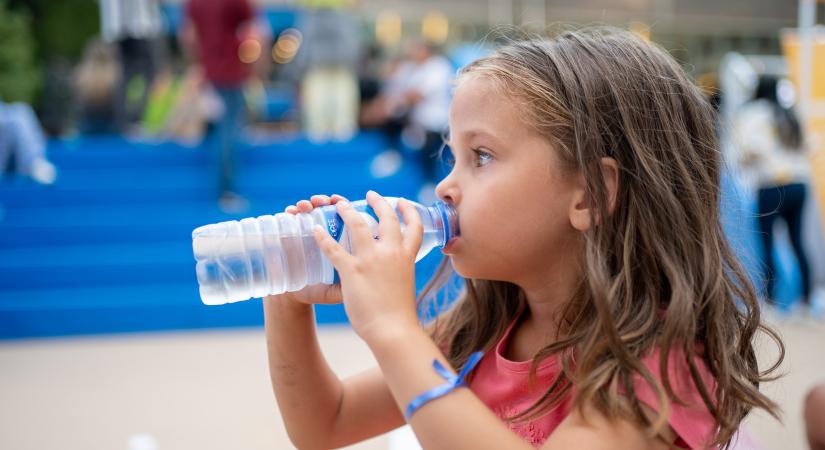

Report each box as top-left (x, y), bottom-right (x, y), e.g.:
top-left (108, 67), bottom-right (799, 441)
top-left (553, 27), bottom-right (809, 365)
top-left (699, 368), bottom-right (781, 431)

top-left (519, 275), bottom-right (578, 337)
top-left (508, 261), bottom-right (581, 360)
top-left (504, 310), bottom-right (552, 362)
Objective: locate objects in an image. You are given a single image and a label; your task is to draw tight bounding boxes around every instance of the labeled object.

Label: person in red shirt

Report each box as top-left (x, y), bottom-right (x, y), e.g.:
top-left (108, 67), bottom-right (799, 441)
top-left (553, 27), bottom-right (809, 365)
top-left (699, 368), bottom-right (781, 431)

top-left (181, 0), bottom-right (255, 212)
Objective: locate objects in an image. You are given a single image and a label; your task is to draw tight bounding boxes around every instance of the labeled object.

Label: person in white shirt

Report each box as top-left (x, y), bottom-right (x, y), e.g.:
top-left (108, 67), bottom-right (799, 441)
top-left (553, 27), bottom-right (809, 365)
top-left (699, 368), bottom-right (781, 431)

top-left (98, 0), bottom-right (164, 130)
top-left (735, 75), bottom-right (811, 308)
top-left (384, 41), bottom-right (454, 185)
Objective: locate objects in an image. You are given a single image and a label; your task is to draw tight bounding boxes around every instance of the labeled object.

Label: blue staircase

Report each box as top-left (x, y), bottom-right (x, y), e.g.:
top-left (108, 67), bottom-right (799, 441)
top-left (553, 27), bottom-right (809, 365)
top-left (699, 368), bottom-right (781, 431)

top-left (0, 132), bottom-right (445, 339)
top-left (2, 132), bottom-right (803, 340)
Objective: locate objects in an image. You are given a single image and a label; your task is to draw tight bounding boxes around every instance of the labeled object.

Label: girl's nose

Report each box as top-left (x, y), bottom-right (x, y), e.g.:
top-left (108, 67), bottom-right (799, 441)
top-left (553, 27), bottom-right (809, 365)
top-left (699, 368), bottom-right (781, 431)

top-left (435, 173), bottom-right (458, 205)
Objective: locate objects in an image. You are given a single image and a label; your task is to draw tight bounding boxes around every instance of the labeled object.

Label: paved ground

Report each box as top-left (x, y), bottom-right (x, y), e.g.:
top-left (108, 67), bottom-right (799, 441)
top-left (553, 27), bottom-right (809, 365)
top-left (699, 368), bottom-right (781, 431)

top-left (1, 314), bottom-right (822, 450)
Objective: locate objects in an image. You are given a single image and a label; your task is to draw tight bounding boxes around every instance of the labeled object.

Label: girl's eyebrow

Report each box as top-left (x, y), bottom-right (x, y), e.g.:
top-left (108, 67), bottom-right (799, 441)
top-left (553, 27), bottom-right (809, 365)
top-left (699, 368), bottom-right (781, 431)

top-left (453, 129), bottom-right (505, 148)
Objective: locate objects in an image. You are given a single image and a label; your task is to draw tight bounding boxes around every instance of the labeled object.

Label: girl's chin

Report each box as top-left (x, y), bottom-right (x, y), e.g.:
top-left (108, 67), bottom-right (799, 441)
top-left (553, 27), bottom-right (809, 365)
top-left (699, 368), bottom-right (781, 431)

top-left (447, 256), bottom-right (476, 279)
top-left (448, 256), bottom-right (513, 283)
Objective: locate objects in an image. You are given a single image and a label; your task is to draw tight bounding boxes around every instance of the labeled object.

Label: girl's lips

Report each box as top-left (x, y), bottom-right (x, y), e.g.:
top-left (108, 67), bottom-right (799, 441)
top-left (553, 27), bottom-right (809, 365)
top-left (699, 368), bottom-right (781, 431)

top-left (441, 237), bottom-right (459, 254)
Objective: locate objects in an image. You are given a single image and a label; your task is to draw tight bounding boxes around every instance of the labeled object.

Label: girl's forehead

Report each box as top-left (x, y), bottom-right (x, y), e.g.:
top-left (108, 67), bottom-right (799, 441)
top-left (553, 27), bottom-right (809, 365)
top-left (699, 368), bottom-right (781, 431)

top-left (453, 74), bottom-right (502, 105)
top-left (450, 76), bottom-right (526, 140)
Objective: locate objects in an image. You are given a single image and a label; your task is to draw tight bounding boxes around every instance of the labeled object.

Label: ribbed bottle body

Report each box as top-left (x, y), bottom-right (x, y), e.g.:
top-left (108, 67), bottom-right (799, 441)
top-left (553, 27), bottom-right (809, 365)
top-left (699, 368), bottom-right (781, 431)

top-left (192, 197), bottom-right (457, 305)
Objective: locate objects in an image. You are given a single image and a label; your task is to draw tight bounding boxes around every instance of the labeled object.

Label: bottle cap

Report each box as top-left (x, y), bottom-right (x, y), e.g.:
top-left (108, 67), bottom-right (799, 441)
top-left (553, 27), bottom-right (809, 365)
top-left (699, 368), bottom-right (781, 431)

top-left (433, 201), bottom-right (459, 247)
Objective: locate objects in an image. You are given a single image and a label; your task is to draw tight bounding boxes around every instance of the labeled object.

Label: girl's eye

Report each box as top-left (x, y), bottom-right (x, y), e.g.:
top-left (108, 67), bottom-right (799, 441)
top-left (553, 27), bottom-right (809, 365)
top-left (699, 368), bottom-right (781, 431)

top-left (473, 149), bottom-right (493, 167)
top-left (439, 146), bottom-right (493, 169)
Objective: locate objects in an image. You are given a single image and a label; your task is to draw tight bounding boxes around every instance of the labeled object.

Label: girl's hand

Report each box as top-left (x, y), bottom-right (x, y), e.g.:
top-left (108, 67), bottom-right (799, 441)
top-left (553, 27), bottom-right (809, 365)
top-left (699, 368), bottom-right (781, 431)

top-left (312, 190), bottom-right (424, 344)
top-left (266, 194), bottom-right (349, 306)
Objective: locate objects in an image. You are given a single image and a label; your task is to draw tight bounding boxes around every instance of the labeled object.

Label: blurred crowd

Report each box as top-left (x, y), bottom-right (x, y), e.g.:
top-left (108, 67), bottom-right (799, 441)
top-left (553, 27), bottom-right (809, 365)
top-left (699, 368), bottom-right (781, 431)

top-left (0, 0), bottom-right (822, 308)
top-left (1, 0), bottom-right (459, 210)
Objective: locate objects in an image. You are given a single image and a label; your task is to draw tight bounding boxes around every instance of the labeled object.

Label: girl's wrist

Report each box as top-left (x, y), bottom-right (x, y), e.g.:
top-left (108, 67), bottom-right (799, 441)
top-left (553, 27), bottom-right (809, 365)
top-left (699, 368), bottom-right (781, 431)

top-left (264, 294), bottom-right (313, 315)
top-left (362, 318), bottom-right (426, 356)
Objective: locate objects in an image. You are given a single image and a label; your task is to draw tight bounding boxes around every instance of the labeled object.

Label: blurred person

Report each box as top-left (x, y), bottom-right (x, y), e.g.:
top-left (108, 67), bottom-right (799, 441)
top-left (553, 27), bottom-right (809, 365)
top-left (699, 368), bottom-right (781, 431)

top-left (39, 60), bottom-right (76, 136)
top-left (735, 75), bottom-right (813, 312)
top-left (74, 39), bottom-right (120, 135)
top-left (141, 67), bottom-right (223, 144)
top-left (357, 44), bottom-right (385, 106)
top-left (98, 0), bottom-right (165, 131)
top-left (383, 40), bottom-right (453, 201)
top-left (358, 54), bottom-right (403, 131)
top-left (806, 384), bottom-right (825, 450)
top-left (0, 100), bottom-right (57, 185)
top-left (182, 0), bottom-right (255, 213)
top-left (248, 14), bottom-right (274, 83)
top-left (292, 0), bottom-right (360, 143)
top-left (234, 16), bottom-right (273, 125)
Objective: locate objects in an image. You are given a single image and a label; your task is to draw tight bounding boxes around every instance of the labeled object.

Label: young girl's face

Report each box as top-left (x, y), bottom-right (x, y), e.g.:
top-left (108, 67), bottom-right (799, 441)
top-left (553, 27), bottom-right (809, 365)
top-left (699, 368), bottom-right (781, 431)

top-left (435, 75), bottom-right (584, 285)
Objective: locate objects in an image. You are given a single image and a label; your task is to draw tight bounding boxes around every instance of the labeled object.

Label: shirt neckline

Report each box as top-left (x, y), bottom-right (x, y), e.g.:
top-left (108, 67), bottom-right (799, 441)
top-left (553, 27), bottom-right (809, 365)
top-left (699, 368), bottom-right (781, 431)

top-left (493, 308), bottom-right (560, 374)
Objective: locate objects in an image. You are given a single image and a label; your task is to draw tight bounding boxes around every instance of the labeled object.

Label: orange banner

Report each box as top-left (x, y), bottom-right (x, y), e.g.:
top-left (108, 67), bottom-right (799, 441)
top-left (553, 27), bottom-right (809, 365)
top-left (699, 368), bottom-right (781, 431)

top-left (782, 30), bottom-right (825, 224)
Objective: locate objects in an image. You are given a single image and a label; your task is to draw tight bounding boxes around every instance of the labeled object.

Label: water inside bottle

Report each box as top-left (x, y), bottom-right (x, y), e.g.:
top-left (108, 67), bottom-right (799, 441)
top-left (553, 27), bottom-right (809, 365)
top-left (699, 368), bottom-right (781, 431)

top-left (194, 234), bottom-right (261, 304)
top-left (192, 199), bottom-right (453, 305)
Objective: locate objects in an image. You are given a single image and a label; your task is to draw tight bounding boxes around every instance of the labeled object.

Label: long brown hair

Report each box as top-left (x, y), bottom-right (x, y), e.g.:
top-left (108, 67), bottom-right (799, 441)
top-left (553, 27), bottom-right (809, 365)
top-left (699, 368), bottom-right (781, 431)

top-left (419, 27), bottom-right (783, 447)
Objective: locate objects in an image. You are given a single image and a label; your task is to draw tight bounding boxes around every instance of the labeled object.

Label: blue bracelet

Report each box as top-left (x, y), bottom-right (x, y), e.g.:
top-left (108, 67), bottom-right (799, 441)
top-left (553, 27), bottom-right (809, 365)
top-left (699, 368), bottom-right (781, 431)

top-left (404, 351), bottom-right (485, 421)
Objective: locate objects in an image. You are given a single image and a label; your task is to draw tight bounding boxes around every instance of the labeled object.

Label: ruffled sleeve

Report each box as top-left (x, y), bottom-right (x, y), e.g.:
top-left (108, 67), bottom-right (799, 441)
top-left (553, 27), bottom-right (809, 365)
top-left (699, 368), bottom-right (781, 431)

top-left (633, 349), bottom-right (718, 449)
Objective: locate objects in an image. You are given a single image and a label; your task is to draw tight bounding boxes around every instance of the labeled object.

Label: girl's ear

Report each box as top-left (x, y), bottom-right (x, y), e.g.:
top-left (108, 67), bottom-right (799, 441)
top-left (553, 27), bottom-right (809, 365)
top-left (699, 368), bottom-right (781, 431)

top-left (569, 157), bottom-right (620, 231)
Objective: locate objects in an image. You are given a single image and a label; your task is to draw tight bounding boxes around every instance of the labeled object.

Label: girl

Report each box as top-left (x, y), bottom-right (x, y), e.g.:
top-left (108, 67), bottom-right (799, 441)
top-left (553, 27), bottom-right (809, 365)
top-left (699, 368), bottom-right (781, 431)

top-left (265, 28), bottom-right (783, 449)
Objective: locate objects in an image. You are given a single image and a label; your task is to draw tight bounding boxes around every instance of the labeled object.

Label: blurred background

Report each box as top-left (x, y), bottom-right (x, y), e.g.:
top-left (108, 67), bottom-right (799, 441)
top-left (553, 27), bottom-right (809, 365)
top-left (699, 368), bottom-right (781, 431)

top-left (0, 0), bottom-right (824, 449)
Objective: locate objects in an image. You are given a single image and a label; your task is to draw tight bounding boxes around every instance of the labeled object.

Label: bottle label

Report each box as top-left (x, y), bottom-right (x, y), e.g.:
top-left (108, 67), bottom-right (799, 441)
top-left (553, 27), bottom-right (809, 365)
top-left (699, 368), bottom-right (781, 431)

top-left (321, 203), bottom-right (381, 285)
top-left (322, 204), bottom-right (381, 243)
top-left (326, 212), bottom-right (345, 242)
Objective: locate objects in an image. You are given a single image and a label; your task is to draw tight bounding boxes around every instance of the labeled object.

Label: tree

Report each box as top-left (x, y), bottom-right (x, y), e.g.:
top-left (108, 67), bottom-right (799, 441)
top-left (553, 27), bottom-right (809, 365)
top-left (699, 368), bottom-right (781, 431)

top-left (0, 0), bottom-right (40, 104)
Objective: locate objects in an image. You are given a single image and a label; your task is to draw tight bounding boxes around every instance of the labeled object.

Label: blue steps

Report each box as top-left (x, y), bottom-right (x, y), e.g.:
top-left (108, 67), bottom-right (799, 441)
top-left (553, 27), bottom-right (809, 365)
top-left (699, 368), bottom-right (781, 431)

top-left (0, 132), bottom-right (444, 339)
top-left (0, 133), bottom-right (402, 208)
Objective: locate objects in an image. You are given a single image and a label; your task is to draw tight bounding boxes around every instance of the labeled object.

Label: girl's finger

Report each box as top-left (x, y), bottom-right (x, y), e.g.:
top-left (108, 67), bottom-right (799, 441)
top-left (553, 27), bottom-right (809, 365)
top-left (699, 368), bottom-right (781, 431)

top-left (366, 190), bottom-right (401, 243)
top-left (288, 194), bottom-right (339, 214)
top-left (336, 201), bottom-right (374, 252)
top-left (398, 198), bottom-right (424, 254)
top-left (312, 224), bottom-right (352, 269)
top-left (296, 200), bottom-right (313, 213)
top-left (330, 194), bottom-right (349, 204)
top-left (310, 195), bottom-right (330, 207)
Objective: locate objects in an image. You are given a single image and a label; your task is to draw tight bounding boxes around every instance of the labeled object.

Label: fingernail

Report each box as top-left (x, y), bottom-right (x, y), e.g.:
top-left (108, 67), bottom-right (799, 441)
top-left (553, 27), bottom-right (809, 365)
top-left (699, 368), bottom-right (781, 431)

top-left (338, 201), bottom-right (349, 208)
top-left (367, 190), bottom-right (377, 197)
top-left (313, 224), bottom-right (324, 233)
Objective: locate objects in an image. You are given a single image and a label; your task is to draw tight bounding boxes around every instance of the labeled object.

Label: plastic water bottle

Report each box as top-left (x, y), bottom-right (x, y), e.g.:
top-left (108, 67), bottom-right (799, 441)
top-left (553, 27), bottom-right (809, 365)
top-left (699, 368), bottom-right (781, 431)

top-left (192, 197), bottom-right (459, 305)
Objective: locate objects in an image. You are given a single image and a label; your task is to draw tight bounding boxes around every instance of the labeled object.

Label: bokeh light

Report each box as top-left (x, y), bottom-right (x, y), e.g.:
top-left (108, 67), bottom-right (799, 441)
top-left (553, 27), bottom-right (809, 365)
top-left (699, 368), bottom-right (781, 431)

top-left (376, 10), bottom-right (401, 47)
top-left (272, 28), bottom-right (302, 64)
top-left (421, 11), bottom-right (449, 44)
top-left (238, 38), bottom-right (262, 64)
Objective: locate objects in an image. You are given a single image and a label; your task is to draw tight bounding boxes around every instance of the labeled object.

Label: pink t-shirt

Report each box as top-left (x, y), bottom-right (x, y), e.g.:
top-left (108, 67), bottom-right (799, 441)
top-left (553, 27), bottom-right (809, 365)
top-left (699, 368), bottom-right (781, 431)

top-left (468, 316), bottom-right (718, 448)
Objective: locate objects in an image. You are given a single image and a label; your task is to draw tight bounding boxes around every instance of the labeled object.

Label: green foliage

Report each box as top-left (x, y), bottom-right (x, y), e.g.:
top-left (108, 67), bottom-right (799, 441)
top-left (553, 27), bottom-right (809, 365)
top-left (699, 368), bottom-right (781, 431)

top-left (0, 0), bottom-right (41, 103)
top-left (33, 0), bottom-right (100, 61)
